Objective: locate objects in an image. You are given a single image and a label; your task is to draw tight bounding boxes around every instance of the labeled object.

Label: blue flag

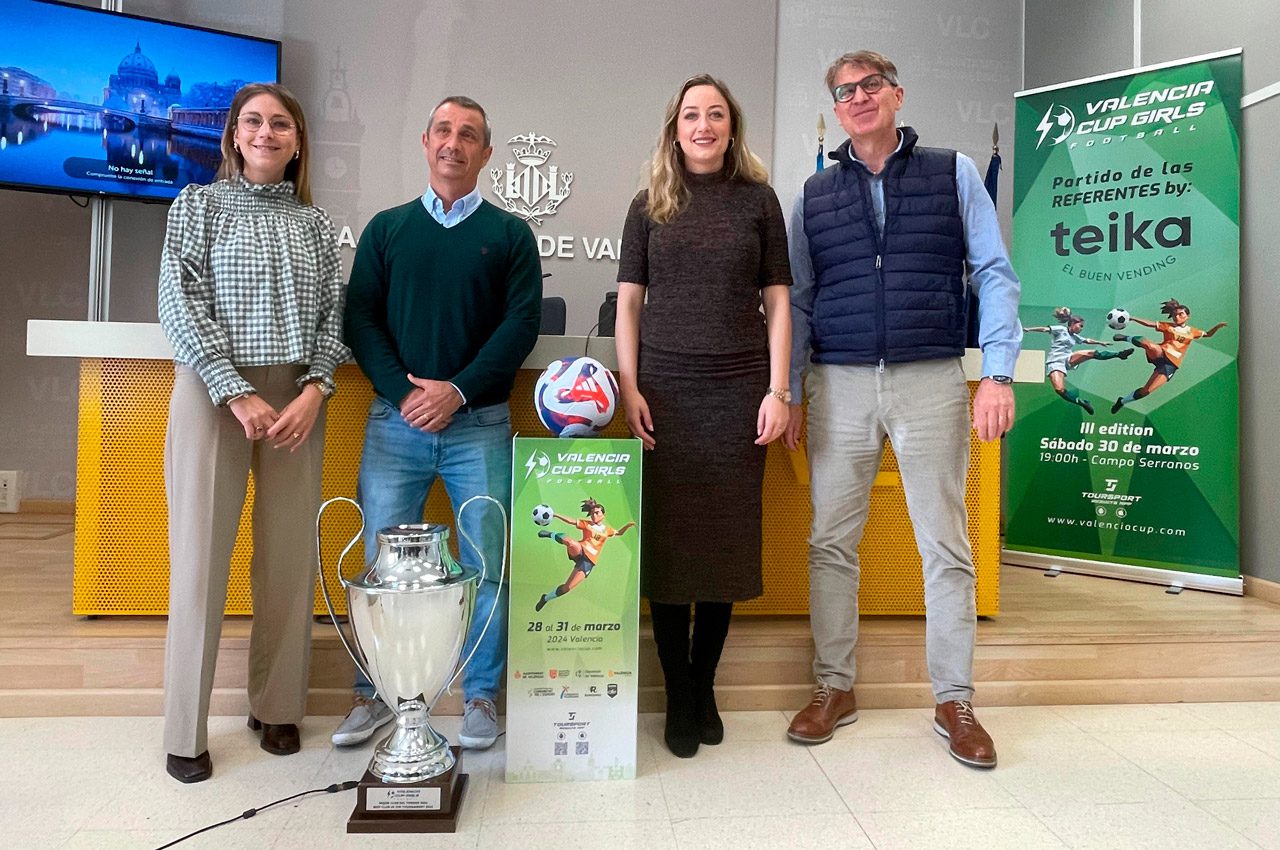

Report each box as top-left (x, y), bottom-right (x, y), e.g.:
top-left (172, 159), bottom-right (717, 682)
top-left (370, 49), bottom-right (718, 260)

top-left (967, 124), bottom-right (1001, 347)
top-left (815, 114), bottom-right (826, 172)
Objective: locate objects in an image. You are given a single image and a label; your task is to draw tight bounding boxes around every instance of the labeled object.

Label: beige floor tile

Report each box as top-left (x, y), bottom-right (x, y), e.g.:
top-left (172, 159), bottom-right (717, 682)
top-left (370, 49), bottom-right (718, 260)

top-left (656, 739), bottom-right (847, 820)
top-left (1, 771), bottom-right (138, 834)
top-left (1226, 725), bottom-right (1280, 762)
top-left (713, 709), bottom-right (793, 742)
top-left (64, 827), bottom-right (278, 849)
top-left (991, 728), bottom-right (1184, 814)
top-left (3, 828), bottom-right (73, 850)
top-left (1036, 800), bottom-right (1258, 849)
top-left (479, 818), bottom-right (678, 850)
top-left (639, 709), bottom-right (792, 750)
top-left (1179, 701), bottom-right (1280, 730)
top-left (481, 770), bottom-right (668, 824)
top-left (959, 705), bottom-right (1071, 737)
top-left (1094, 728), bottom-right (1280, 801)
top-left (273, 826), bottom-right (481, 849)
top-left (671, 813), bottom-right (873, 850)
top-left (3, 708), bottom-right (1278, 847)
top-left (857, 807), bottom-right (1067, 849)
top-left (1050, 702), bottom-right (1204, 733)
top-left (1198, 798), bottom-right (1280, 849)
top-left (811, 735), bottom-right (1017, 813)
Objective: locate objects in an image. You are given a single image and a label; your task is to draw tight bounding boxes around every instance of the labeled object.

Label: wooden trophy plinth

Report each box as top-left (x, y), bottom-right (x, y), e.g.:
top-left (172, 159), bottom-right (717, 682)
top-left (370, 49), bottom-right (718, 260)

top-left (347, 747), bottom-right (469, 833)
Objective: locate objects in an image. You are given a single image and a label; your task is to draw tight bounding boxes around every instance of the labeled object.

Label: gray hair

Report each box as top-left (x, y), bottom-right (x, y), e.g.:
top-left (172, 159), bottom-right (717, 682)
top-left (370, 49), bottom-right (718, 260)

top-left (824, 50), bottom-right (900, 96)
top-left (426, 95), bottom-right (492, 147)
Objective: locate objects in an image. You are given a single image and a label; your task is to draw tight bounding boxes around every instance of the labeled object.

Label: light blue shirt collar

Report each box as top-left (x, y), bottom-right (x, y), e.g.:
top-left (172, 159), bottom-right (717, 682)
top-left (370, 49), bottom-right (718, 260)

top-left (849, 128), bottom-right (907, 173)
top-left (421, 184), bottom-right (483, 228)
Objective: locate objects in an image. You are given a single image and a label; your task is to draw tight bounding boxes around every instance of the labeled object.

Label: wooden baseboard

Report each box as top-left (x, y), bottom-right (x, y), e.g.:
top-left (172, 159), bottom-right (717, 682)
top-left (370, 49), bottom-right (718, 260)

top-left (1244, 574), bottom-right (1280, 606)
top-left (18, 499), bottom-right (74, 515)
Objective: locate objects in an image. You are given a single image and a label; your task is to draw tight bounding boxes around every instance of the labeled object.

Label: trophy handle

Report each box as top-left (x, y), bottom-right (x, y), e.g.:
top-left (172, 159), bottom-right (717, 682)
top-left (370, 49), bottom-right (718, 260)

top-left (315, 496), bottom-right (376, 687)
top-left (439, 493), bottom-right (509, 699)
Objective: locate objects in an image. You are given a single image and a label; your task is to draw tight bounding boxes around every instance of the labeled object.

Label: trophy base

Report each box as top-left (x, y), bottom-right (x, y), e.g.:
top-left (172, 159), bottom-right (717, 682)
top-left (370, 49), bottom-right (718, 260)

top-left (347, 747), bottom-right (469, 834)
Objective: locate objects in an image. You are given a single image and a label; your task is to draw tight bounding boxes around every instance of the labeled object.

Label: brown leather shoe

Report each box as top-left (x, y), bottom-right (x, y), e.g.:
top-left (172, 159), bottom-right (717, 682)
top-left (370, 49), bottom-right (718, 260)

top-left (248, 714), bottom-right (301, 755)
top-left (933, 700), bottom-right (997, 768)
top-left (787, 682), bottom-right (858, 744)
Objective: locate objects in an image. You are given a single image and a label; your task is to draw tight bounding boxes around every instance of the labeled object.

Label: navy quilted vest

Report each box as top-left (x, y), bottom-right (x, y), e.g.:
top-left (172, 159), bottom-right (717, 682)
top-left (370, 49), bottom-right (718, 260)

top-left (802, 127), bottom-right (967, 365)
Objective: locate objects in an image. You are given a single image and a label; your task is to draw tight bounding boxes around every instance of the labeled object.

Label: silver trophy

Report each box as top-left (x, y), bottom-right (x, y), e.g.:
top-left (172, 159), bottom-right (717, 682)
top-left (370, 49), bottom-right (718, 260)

top-left (316, 495), bottom-right (506, 831)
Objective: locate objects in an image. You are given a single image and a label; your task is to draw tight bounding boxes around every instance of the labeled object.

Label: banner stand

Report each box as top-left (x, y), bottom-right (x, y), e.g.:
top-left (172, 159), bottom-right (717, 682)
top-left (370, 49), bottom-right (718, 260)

top-left (1004, 49), bottom-right (1243, 594)
top-left (1003, 550), bottom-right (1243, 595)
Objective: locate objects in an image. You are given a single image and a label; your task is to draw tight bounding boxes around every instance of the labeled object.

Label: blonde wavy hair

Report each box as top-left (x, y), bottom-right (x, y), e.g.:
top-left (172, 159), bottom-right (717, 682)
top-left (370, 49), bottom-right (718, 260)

top-left (645, 74), bottom-right (768, 224)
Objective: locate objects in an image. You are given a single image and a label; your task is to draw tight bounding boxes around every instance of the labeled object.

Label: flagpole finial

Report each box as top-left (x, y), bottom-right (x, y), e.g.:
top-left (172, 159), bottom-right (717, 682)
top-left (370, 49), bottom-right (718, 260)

top-left (817, 113), bottom-right (825, 142)
top-left (992, 122), bottom-right (1000, 155)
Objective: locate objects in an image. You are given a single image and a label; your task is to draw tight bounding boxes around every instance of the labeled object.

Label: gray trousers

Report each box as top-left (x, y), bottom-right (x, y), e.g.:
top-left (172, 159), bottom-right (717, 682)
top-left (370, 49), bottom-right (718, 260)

top-left (163, 365), bottom-right (325, 757)
top-left (806, 360), bottom-right (976, 704)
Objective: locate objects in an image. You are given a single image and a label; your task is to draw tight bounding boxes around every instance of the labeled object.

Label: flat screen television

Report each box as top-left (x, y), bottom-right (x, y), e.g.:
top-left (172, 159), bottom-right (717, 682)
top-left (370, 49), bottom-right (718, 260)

top-left (0, 0), bottom-right (281, 202)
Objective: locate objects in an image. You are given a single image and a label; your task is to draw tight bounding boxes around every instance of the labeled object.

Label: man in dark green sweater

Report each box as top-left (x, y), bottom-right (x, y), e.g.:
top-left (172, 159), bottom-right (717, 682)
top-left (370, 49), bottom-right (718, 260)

top-left (336, 96), bottom-right (542, 751)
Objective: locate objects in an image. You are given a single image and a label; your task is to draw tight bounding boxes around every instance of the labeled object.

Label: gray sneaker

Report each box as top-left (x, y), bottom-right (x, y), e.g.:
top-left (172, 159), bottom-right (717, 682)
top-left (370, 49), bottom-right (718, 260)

top-left (331, 695), bottom-right (394, 747)
top-left (458, 698), bottom-right (500, 750)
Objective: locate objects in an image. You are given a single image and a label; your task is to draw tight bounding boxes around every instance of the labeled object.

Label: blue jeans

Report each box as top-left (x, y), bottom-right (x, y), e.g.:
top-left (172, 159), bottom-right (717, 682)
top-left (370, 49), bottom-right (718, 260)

top-left (353, 397), bottom-right (512, 703)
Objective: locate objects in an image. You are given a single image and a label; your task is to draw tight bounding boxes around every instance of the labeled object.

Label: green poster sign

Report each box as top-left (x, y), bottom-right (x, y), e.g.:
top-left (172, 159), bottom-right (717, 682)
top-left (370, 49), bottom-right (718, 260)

top-left (1005, 51), bottom-right (1242, 590)
top-left (506, 437), bottom-right (642, 781)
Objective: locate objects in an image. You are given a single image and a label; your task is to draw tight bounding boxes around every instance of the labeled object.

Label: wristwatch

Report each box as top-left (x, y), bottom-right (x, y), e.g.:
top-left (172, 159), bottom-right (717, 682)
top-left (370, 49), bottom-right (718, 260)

top-left (765, 387), bottom-right (792, 403)
top-left (985, 375), bottom-right (1013, 385)
top-left (306, 379), bottom-right (335, 398)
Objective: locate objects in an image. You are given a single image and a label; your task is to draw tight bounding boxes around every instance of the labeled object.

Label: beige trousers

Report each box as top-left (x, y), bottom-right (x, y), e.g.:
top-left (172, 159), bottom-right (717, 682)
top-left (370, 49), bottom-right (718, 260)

top-left (162, 364), bottom-right (325, 757)
top-left (806, 360), bottom-right (977, 704)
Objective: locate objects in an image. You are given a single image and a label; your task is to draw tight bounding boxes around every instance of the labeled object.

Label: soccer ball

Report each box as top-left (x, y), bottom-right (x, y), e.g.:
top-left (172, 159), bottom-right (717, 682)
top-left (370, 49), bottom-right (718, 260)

top-left (1106, 308), bottom-right (1130, 330)
top-left (532, 504), bottom-right (554, 526)
top-left (534, 356), bottom-right (619, 437)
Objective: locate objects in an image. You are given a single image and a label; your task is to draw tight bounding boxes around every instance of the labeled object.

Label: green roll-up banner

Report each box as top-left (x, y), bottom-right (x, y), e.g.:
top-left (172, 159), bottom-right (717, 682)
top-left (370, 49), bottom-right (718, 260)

top-left (506, 437), bottom-right (642, 781)
top-left (1004, 50), bottom-right (1242, 593)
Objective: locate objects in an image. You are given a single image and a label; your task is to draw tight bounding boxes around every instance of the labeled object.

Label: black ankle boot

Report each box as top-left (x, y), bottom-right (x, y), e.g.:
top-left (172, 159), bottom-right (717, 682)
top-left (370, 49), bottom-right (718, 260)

top-left (166, 751), bottom-right (212, 783)
top-left (664, 685), bottom-right (700, 758)
top-left (695, 679), bottom-right (724, 745)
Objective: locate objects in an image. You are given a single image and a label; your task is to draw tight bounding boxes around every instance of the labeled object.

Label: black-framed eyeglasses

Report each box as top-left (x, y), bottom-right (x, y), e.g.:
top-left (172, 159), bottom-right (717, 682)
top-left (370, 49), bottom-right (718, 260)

top-left (237, 114), bottom-right (297, 134)
top-left (832, 73), bottom-right (893, 103)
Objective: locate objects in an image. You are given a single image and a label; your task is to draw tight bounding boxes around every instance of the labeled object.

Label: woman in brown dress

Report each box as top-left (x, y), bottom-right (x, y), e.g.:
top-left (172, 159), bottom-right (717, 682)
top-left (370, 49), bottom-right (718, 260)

top-left (616, 74), bottom-right (792, 758)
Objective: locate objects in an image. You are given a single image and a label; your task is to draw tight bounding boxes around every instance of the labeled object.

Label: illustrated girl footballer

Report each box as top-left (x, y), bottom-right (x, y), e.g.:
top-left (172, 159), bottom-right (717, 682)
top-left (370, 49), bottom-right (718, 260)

top-left (1111, 298), bottom-right (1228, 413)
top-left (534, 498), bottom-right (636, 611)
top-left (1023, 306), bottom-right (1132, 415)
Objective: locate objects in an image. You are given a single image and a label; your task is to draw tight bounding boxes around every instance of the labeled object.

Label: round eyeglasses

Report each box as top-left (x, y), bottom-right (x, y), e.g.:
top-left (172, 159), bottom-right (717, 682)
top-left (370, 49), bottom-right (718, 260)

top-left (237, 114), bottom-right (297, 134)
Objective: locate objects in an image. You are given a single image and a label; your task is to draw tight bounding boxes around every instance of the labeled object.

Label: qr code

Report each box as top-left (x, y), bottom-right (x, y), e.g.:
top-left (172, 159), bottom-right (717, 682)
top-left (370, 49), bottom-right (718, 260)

top-left (575, 741), bottom-right (589, 755)
top-left (554, 742), bottom-right (568, 756)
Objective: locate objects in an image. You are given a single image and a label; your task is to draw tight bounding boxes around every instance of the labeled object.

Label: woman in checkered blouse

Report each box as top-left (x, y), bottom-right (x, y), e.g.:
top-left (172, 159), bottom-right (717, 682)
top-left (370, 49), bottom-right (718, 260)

top-left (157, 83), bottom-right (348, 784)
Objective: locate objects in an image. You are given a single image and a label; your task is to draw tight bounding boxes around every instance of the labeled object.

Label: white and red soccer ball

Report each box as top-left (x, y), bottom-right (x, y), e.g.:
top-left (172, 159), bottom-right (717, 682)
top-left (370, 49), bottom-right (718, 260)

top-left (534, 356), bottom-right (618, 437)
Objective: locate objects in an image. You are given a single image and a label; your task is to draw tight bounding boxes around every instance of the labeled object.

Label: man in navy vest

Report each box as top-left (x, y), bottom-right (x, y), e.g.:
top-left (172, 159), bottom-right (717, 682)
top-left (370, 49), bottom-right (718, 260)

top-left (783, 51), bottom-right (1020, 768)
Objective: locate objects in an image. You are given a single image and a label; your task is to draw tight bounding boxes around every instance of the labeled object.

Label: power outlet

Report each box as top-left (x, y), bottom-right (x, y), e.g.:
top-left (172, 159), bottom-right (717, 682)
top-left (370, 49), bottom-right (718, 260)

top-left (0, 470), bottom-right (19, 513)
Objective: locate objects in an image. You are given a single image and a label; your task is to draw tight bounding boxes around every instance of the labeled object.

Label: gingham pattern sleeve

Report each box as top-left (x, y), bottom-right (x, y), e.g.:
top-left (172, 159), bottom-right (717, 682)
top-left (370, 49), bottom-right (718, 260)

top-left (157, 184), bottom-right (254, 405)
top-left (297, 210), bottom-right (349, 396)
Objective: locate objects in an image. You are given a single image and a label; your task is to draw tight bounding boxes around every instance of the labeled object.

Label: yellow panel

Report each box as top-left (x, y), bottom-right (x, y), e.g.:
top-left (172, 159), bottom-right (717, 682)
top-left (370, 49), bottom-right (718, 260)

top-left (74, 361), bottom-right (998, 617)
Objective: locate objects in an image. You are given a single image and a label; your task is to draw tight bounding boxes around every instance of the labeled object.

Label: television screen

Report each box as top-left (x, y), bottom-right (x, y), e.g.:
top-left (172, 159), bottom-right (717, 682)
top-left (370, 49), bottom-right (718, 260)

top-left (0, 0), bottom-right (280, 202)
